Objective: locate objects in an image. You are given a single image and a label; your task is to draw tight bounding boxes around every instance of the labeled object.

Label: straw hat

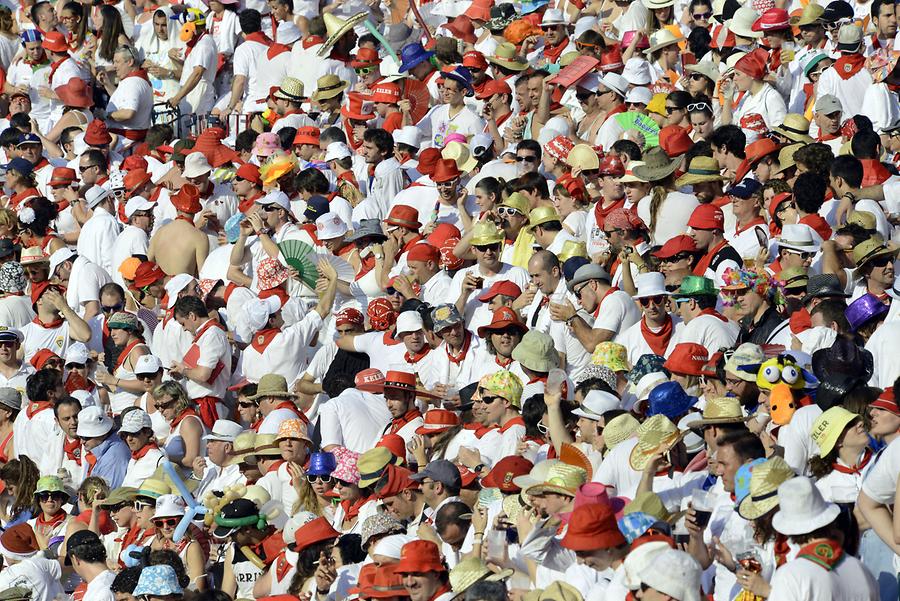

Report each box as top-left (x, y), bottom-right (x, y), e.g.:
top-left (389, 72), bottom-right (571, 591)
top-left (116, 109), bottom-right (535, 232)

top-left (442, 141), bottom-right (478, 172)
top-left (773, 114), bottom-right (814, 144)
top-left (791, 2), bottom-right (824, 26)
top-left (524, 463), bottom-right (588, 497)
top-left (249, 374), bottom-right (295, 401)
top-left (488, 42), bottom-right (529, 71)
top-left (736, 456), bottom-right (795, 520)
top-left (603, 413), bottom-right (640, 452)
top-left (852, 236), bottom-right (898, 271)
top-left (628, 414), bottom-right (684, 471)
top-left (645, 29), bottom-right (683, 54)
top-left (226, 431), bottom-right (259, 466)
top-left (632, 148), bottom-right (679, 182)
top-left (312, 74), bottom-right (349, 102)
top-left (686, 397), bottom-right (752, 428)
top-left (449, 557), bottom-right (513, 596)
top-left (252, 433), bottom-right (283, 458)
top-left (674, 156), bottom-right (725, 187)
top-left (318, 12), bottom-right (368, 57)
top-left (623, 491), bottom-right (681, 523)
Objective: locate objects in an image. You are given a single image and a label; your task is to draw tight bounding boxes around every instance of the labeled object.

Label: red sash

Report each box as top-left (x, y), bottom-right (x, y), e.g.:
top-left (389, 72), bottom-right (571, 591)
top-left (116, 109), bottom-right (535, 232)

top-left (693, 239), bottom-right (728, 276)
top-left (251, 328), bottom-right (280, 353)
top-left (797, 539), bottom-right (843, 570)
top-left (183, 320), bottom-right (227, 386)
top-left (115, 338), bottom-right (145, 372)
top-left (131, 443), bottom-right (159, 461)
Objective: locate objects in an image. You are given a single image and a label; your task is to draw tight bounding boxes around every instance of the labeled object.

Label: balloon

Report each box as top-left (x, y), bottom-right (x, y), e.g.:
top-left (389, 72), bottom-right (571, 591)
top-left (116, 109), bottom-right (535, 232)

top-left (161, 459), bottom-right (208, 543)
top-left (363, 20), bottom-right (399, 64)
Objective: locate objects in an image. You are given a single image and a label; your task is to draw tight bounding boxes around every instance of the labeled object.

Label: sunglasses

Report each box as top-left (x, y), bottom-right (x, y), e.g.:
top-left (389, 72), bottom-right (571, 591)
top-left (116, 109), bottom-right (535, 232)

top-left (134, 500), bottom-right (154, 511)
top-left (307, 474), bottom-right (333, 484)
top-left (688, 74), bottom-right (709, 84)
top-left (262, 205), bottom-right (280, 212)
top-left (497, 206), bottom-right (522, 217)
top-left (37, 492), bottom-right (66, 502)
top-left (661, 253), bottom-right (691, 263)
top-left (665, 106), bottom-right (685, 114)
top-left (638, 295), bottom-right (666, 306)
top-left (105, 502), bottom-right (128, 512)
top-left (516, 155), bottom-right (538, 163)
top-left (626, 101), bottom-right (646, 108)
top-left (137, 372), bottom-right (158, 381)
top-left (574, 281), bottom-right (591, 300)
top-left (473, 243), bottom-right (500, 252)
top-left (786, 250), bottom-right (815, 260)
top-left (154, 399), bottom-right (177, 411)
top-left (354, 66), bottom-right (376, 75)
top-left (692, 11), bottom-right (712, 18)
top-left (66, 362), bottom-right (85, 369)
top-left (102, 302), bottom-right (124, 313)
top-left (576, 91), bottom-right (594, 102)
top-left (870, 255), bottom-right (894, 268)
top-left (776, 201), bottom-right (796, 213)
top-left (153, 517), bottom-right (179, 528)
top-left (45, 359), bottom-right (64, 368)
top-left (333, 477), bottom-right (352, 487)
top-left (604, 228), bottom-right (625, 237)
top-left (238, 401), bottom-right (258, 408)
top-left (78, 164), bottom-right (98, 172)
top-left (490, 326), bottom-right (522, 337)
top-left (575, 41), bottom-right (598, 49)
top-left (436, 179), bottom-right (458, 188)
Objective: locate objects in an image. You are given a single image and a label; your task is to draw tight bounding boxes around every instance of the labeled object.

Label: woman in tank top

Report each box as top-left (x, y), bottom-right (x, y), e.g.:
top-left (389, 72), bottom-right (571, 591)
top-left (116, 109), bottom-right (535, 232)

top-left (152, 381), bottom-right (204, 472)
top-left (134, 358), bottom-right (171, 443)
top-left (94, 312), bottom-right (150, 415)
top-left (149, 494), bottom-right (207, 591)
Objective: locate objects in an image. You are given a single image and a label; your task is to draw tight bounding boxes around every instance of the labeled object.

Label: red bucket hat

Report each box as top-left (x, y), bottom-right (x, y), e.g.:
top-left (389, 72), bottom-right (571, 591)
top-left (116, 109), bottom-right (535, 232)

top-left (476, 306), bottom-right (528, 338)
top-left (376, 464), bottom-right (420, 499)
top-left (84, 120), bottom-right (112, 146)
top-left (394, 540), bottom-right (446, 573)
top-left (171, 183), bottom-right (202, 214)
top-left (384, 205), bottom-right (422, 231)
top-left (414, 409), bottom-right (460, 435)
top-left (659, 125), bottom-right (694, 158)
top-left (291, 517), bottom-right (339, 553)
top-left (293, 126), bottom-right (320, 146)
top-left (124, 169), bottom-right (152, 196)
top-left (193, 127), bottom-right (241, 168)
top-left (560, 503), bottom-right (627, 551)
top-left (431, 159), bottom-right (463, 183)
top-left (663, 342), bottom-right (709, 376)
top-left (463, 50), bottom-right (488, 70)
top-left (349, 47), bottom-right (382, 69)
top-left (369, 82), bottom-right (401, 104)
top-left (41, 31), bottom-right (68, 53)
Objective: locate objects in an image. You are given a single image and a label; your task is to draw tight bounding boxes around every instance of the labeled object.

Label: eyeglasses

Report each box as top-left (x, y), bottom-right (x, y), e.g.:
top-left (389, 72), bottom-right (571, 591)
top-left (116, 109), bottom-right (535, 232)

top-left (785, 250), bottom-right (815, 260)
top-left (37, 492), bottom-right (66, 502)
top-left (575, 41), bottom-right (598, 49)
top-left (665, 105), bottom-right (685, 114)
top-left (473, 243), bottom-right (500, 252)
top-left (870, 255), bottom-right (894, 268)
top-left (573, 281), bottom-right (591, 300)
top-left (692, 11), bottom-right (712, 18)
top-left (153, 517), bottom-right (179, 528)
top-left (78, 164), bottom-right (98, 172)
top-left (497, 206), bottom-right (522, 217)
top-left (775, 202), bottom-right (796, 214)
top-left (154, 399), bottom-right (177, 411)
top-left (101, 302), bottom-right (124, 313)
top-left (307, 474), bottom-right (333, 484)
top-left (638, 295), bottom-right (666, 306)
top-left (516, 155), bottom-right (538, 163)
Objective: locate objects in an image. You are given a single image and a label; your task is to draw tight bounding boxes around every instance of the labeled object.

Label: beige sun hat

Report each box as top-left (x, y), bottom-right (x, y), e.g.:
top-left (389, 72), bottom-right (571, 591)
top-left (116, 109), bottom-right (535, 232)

top-left (628, 414), bottom-right (685, 471)
top-left (442, 141), bottom-right (478, 172)
top-left (449, 557), bottom-right (514, 597)
top-left (737, 456), bottom-right (795, 520)
top-left (523, 463), bottom-right (587, 497)
top-left (603, 413), bottom-right (641, 453)
top-left (318, 12), bottom-right (368, 57)
top-left (645, 29), bottom-right (683, 54)
top-left (632, 148), bottom-right (679, 182)
top-left (487, 42), bottom-right (529, 71)
top-left (226, 431), bottom-right (258, 466)
top-left (566, 144), bottom-right (600, 170)
top-left (686, 397), bottom-right (752, 429)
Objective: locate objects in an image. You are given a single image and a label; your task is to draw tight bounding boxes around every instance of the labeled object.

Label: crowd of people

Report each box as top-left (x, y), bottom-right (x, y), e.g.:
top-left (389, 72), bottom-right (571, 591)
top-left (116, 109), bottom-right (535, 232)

top-left (0, 0), bottom-right (895, 599)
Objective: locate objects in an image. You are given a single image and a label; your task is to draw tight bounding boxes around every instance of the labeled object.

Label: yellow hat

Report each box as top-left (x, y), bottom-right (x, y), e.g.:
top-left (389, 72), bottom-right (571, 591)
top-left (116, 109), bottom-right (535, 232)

top-left (442, 141), bottom-right (478, 172)
top-left (847, 210), bottom-right (877, 231)
top-left (357, 447), bottom-right (399, 488)
top-left (479, 369), bottom-right (524, 408)
top-left (810, 406), bottom-right (859, 457)
top-left (602, 413), bottom-right (640, 453)
top-left (558, 240), bottom-right (588, 263)
top-left (538, 582), bottom-right (583, 601)
top-left (647, 93), bottom-right (668, 116)
top-left (686, 397), bottom-right (751, 428)
top-left (623, 491), bottom-right (679, 523)
top-left (470, 220), bottom-right (504, 245)
top-left (791, 3), bottom-right (824, 26)
top-left (527, 205), bottom-right (562, 230)
top-left (566, 144), bottom-right (600, 170)
top-left (500, 192), bottom-right (530, 215)
top-left (318, 12), bottom-right (368, 57)
top-left (737, 456), bottom-right (795, 520)
top-left (137, 478), bottom-right (171, 500)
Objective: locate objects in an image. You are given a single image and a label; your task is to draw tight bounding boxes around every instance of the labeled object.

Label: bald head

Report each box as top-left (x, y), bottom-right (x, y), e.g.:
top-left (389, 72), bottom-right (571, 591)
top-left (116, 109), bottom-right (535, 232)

top-left (528, 250), bottom-right (561, 294)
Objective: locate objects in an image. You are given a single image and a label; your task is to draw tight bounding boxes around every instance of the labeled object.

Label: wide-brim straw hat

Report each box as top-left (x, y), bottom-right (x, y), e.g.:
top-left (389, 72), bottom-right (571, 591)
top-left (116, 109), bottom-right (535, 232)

top-left (312, 75), bottom-right (349, 102)
top-left (737, 456), bottom-right (795, 520)
top-left (645, 29), bottom-right (683, 54)
top-left (318, 12), bottom-right (368, 57)
top-left (226, 431), bottom-right (259, 466)
top-left (449, 557), bottom-right (514, 598)
top-left (632, 148), bottom-right (679, 182)
top-left (674, 156), bottom-right (726, 187)
top-left (524, 463), bottom-right (588, 497)
top-left (249, 374), bottom-right (295, 401)
top-left (629, 414), bottom-right (685, 471)
top-left (686, 397), bottom-right (752, 428)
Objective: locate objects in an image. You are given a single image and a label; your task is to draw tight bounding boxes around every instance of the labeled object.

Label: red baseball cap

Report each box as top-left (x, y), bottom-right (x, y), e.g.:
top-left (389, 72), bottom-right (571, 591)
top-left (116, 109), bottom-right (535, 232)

top-left (560, 503), bottom-right (627, 551)
top-left (687, 203), bottom-right (724, 231)
top-left (478, 281), bottom-right (522, 302)
top-left (663, 342), bottom-right (709, 376)
top-left (480, 456), bottom-right (533, 492)
top-left (463, 50), bottom-right (488, 70)
top-left (475, 78), bottom-right (511, 100)
top-left (394, 540), bottom-right (446, 573)
top-left (871, 387), bottom-right (899, 415)
top-left (236, 163), bottom-right (262, 186)
top-left (407, 242), bottom-right (440, 263)
top-left (652, 234), bottom-right (698, 259)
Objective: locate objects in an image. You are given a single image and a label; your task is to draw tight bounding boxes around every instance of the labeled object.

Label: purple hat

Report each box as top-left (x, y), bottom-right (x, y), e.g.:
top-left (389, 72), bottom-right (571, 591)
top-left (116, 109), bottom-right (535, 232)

top-left (646, 381), bottom-right (698, 421)
top-left (845, 293), bottom-right (888, 332)
top-left (439, 65), bottom-right (475, 96)
top-left (307, 451), bottom-right (336, 477)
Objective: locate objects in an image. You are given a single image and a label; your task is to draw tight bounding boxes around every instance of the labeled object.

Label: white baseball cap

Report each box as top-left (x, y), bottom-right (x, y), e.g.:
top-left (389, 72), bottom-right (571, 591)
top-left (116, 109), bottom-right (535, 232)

top-left (48, 247), bottom-right (77, 276)
top-left (165, 274), bottom-right (196, 309)
top-left (202, 419), bottom-right (244, 442)
top-left (134, 354), bottom-right (163, 375)
top-left (395, 311), bottom-right (424, 335)
top-left (120, 408), bottom-right (153, 434)
top-left (257, 190), bottom-right (291, 212)
top-left (76, 405), bottom-right (114, 438)
top-left (323, 142), bottom-right (352, 162)
top-left (84, 185), bottom-right (112, 209)
top-left (124, 196), bottom-right (155, 220)
top-left (64, 342), bottom-right (89, 366)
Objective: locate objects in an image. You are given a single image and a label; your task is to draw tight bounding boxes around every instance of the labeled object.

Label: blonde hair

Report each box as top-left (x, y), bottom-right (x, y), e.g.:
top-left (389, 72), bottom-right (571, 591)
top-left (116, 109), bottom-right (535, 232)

top-left (152, 380), bottom-right (192, 415)
top-left (294, 478), bottom-right (322, 516)
top-left (0, 209), bottom-right (18, 233)
top-left (79, 476), bottom-right (110, 506)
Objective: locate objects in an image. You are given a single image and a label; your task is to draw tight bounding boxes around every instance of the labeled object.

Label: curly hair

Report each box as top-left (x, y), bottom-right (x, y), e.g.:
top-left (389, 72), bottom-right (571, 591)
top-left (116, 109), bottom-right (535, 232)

top-left (78, 476), bottom-right (110, 507)
top-left (148, 549), bottom-right (192, 589)
top-left (792, 143), bottom-right (834, 176)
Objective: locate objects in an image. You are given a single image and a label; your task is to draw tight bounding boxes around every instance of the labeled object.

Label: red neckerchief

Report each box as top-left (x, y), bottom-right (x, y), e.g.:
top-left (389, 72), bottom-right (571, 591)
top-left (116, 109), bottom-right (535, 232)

top-left (259, 286), bottom-right (290, 306)
top-left (63, 436), bottom-right (81, 464)
top-left (251, 327), bottom-right (280, 353)
top-left (872, 34), bottom-right (884, 51)
top-left (302, 35), bottom-right (323, 49)
top-left (170, 408), bottom-right (200, 429)
top-left (797, 539), bottom-right (844, 570)
top-left (404, 346), bottom-right (430, 364)
top-left (693, 239), bottom-right (728, 276)
top-left (274, 551), bottom-right (293, 581)
top-left (609, 256), bottom-right (621, 278)
top-left (298, 223), bottom-right (321, 246)
top-left (47, 55), bottom-right (70, 84)
top-left (131, 442), bottom-right (159, 461)
top-left (31, 315), bottom-right (64, 328)
top-left (495, 355), bottom-right (513, 368)
top-left (84, 449), bottom-right (97, 475)
top-left (32, 158), bottom-right (49, 171)
top-left (591, 286), bottom-right (620, 319)
top-left (831, 448), bottom-right (872, 474)
top-left (446, 331), bottom-right (472, 365)
top-left (733, 217), bottom-right (766, 237)
top-left (799, 213), bottom-right (832, 240)
top-left (389, 409), bottom-right (422, 434)
top-left (115, 338), bottom-right (145, 372)
top-left (246, 31), bottom-right (272, 47)
top-left (463, 422), bottom-right (499, 438)
top-left (265, 459), bottom-right (286, 475)
top-left (223, 282), bottom-right (239, 304)
top-left (35, 510), bottom-right (67, 530)
top-left (397, 234), bottom-right (424, 260)
top-left (542, 39), bottom-right (568, 64)
top-left (833, 53), bottom-right (866, 80)
top-left (774, 533), bottom-right (790, 567)
top-left (428, 585), bottom-right (452, 601)
top-left (499, 415), bottom-right (525, 433)
top-left (175, 215), bottom-right (195, 225)
top-left (593, 198), bottom-right (625, 231)
top-left (382, 331), bottom-right (402, 346)
top-left (238, 191), bottom-right (264, 214)
top-left (267, 42), bottom-right (291, 59)
top-left (184, 32), bottom-right (207, 59)
top-left (272, 400), bottom-right (306, 424)
top-left (860, 158), bottom-right (892, 186)
top-left (340, 496), bottom-right (367, 521)
top-left (698, 307), bottom-right (728, 322)
top-left (124, 68), bottom-right (150, 83)
top-left (640, 315), bottom-right (674, 356)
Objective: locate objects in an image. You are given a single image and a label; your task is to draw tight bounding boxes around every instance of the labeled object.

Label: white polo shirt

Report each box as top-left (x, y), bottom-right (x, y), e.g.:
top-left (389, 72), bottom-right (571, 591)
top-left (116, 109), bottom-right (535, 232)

top-left (318, 388), bottom-right (391, 454)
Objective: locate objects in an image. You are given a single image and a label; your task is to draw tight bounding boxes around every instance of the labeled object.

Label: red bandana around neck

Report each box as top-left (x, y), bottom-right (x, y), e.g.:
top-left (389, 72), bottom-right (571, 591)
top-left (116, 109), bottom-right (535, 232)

top-left (833, 53), bottom-right (866, 80)
top-left (251, 327), bottom-right (281, 353)
top-left (131, 442), bottom-right (159, 461)
top-left (446, 331), bottom-right (472, 365)
top-left (831, 448), bottom-right (872, 475)
top-left (640, 315), bottom-right (674, 356)
top-left (797, 539), bottom-right (844, 570)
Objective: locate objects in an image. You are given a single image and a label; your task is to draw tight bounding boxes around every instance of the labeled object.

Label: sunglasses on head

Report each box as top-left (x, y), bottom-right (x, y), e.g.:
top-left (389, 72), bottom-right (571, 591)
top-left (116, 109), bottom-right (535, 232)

top-left (153, 517), bottom-right (179, 528)
top-left (638, 295), bottom-right (666, 306)
top-left (307, 474), bottom-right (333, 484)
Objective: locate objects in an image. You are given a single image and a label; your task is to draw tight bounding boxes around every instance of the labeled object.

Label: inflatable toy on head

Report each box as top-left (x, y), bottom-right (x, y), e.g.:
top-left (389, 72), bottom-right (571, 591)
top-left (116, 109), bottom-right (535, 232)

top-left (746, 353), bottom-right (817, 426)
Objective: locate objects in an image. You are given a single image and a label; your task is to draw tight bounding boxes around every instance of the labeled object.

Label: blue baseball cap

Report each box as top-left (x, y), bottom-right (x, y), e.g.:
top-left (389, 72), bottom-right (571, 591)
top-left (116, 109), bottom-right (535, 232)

top-left (2, 158), bottom-right (33, 176)
top-left (729, 178), bottom-right (762, 200)
top-left (303, 195), bottom-right (330, 221)
top-left (16, 133), bottom-right (40, 147)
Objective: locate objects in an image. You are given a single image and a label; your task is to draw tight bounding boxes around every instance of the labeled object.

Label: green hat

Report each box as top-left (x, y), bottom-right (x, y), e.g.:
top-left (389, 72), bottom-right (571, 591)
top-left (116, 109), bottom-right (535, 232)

top-left (671, 275), bottom-right (718, 298)
top-left (0, 587), bottom-right (31, 601)
top-left (34, 475), bottom-right (65, 495)
top-left (99, 486), bottom-right (139, 507)
top-left (511, 330), bottom-right (559, 372)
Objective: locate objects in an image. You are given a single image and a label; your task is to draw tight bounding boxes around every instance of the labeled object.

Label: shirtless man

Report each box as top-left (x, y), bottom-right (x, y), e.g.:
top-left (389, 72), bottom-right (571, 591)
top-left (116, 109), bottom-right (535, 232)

top-left (148, 183), bottom-right (209, 276)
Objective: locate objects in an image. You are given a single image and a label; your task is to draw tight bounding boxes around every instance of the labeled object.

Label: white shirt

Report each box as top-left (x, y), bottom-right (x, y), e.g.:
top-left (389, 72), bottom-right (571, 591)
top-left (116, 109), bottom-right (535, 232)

top-left (418, 103), bottom-right (486, 147)
top-left (418, 334), bottom-right (484, 391)
top-left (768, 553), bottom-right (878, 601)
top-left (241, 312), bottom-right (323, 385)
top-left (77, 206), bottom-right (121, 276)
top-left (64, 256), bottom-right (113, 318)
top-left (864, 320), bottom-right (900, 388)
top-left (421, 271), bottom-right (454, 307)
top-left (350, 330), bottom-right (408, 374)
top-left (451, 263), bottom-right (530, 333)
top-left (121, 446), bottom-right (166, 488)
top-left (816, 64), bottom-right (873, 122)
top-left (106, 72), bottom-right (153, 130)
top-left (0, 295), bottom-right (35, 329)
top-left (592, 437), bottom-right (642, 498)
top-left (21, 320), bottom-right (72, 362)
top-left (83, 569), bottom-right (117, 601)
top-left (0, 555), bottom-right (64, 601)
top-left (677, 313), bottom-right (740, 353)
top-left (182, 319), bottom-right (231, 400)
top-left (231, 37), bottom-right (271, 113)
top-left (179, 33), bottom-right (218, 114)
top-left (636, 191), bottom-right (700, 246)
top-left (861, 436), bottom-right (900, 505)
top-left (196, 461), bottom-right (245, 498)
top-left (732, 83), bottom-right (787, 134)
top-left (111, 224), bottom-right (149, 287)
top-left (318, 388), bottom-right (392, 453)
